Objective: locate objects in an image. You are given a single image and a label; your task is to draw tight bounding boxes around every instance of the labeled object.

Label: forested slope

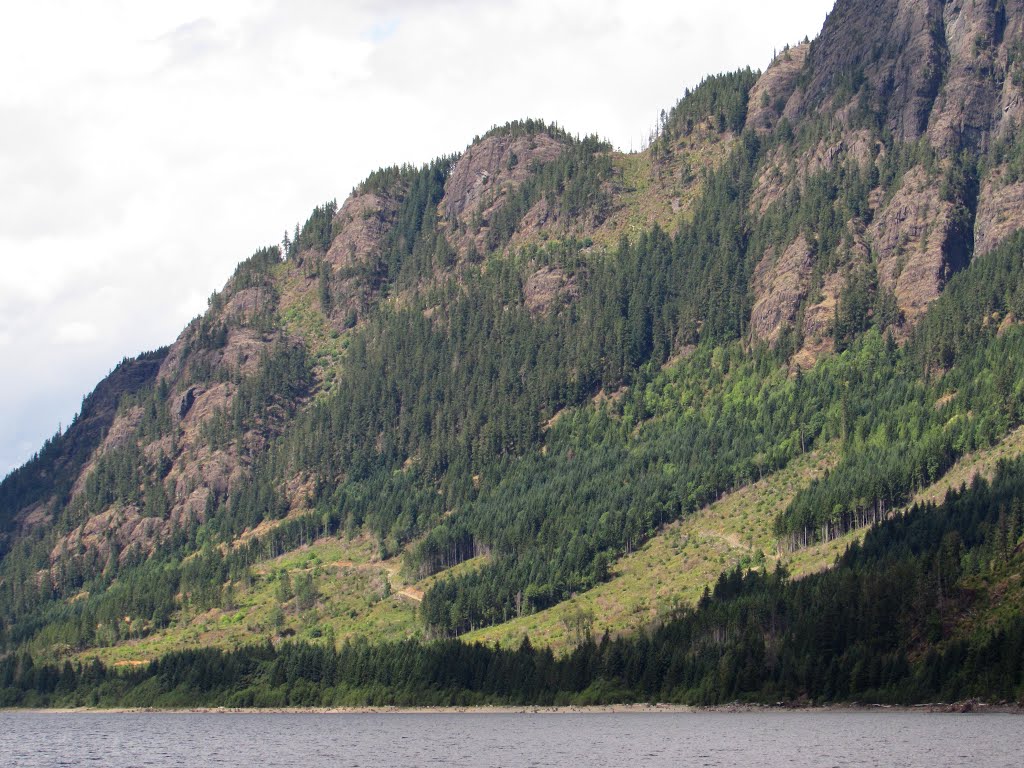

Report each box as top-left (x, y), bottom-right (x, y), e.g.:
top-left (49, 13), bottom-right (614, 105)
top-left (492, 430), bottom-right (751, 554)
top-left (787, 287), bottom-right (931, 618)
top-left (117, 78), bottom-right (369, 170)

top-left (3, 456), bottom-right (1022, 707)
top-left (2, 0), bottom-right (1024, 705)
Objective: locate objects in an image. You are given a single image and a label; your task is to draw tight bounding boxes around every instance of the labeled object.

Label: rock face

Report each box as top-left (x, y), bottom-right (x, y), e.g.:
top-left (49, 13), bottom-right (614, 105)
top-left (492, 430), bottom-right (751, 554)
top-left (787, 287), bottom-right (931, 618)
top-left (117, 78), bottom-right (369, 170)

top-left (949, 0), bottom-right (1024, 145)
top-left (792, 269), bottom-right (845, 370)
top-left (747, 43), bottom-right (810, 134)
top-left (178, 387), bottom-right (196, 419)
top-left (317, 191), bottom-right (401, 324)
top-left (867, 166), bottom-right (962, 325)
top-left (791, 0), bottom-right (949, 142)
top-left (926, 0), bottom-right (1004, 152)
top-left (795, 227), bottom-right (873, 368)
top-left (33, 160), bottom-right (435, 570)
top-left (783, 0), bottom-right (1024, 153)
top-left (440, 133), bottom-right (566, 254)
top-left (975, 170), bottom-right (1024, 257)
top-left (325, 192), bottom-right (399, 272)
top-left (750, 130), bottom-right (879, 216)
top-left (749, 235), bottom-right (815, 346)
top-left (745, 0), bottom-right (1024, 352)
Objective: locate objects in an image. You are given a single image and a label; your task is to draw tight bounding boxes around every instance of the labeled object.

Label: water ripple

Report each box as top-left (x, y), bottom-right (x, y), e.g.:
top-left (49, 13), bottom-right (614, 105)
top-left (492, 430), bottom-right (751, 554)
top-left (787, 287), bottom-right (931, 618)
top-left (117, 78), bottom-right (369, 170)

top-left (0, 711), bottom-right (1022, 767)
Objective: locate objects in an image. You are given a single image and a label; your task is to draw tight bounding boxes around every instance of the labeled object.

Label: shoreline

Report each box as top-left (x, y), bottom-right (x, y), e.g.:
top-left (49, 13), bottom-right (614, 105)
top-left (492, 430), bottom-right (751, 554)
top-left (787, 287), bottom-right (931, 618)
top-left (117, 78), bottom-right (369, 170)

top-left (6, 701), bottom-right (1022, 715)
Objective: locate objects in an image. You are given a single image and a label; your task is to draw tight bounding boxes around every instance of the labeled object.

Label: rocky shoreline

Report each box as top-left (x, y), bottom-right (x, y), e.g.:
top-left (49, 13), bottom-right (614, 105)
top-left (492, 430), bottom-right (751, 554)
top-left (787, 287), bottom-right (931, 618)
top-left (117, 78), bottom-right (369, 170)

top-left (7, 700), bottom-right (1022, 716)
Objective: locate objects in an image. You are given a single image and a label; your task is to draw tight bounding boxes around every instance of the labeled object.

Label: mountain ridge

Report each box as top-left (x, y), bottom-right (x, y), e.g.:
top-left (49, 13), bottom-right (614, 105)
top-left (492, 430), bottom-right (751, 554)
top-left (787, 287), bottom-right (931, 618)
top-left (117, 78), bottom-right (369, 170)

top-left (2, 0), bottom-right (1024, 707)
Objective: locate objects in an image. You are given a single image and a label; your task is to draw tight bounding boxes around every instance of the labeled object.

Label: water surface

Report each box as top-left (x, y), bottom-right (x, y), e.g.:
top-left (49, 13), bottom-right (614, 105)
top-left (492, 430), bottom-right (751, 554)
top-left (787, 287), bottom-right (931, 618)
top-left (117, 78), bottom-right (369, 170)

top-left (1, 710), bottom-right (1021, 767)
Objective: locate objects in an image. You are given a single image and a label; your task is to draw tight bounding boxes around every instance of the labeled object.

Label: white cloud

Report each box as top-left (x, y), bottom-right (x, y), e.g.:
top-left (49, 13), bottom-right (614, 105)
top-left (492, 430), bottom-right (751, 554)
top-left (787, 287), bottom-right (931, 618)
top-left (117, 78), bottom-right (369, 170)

top-left (0, 0), bottom-right (835, 477)
top-left (54, 321), bottom-right (100, 345)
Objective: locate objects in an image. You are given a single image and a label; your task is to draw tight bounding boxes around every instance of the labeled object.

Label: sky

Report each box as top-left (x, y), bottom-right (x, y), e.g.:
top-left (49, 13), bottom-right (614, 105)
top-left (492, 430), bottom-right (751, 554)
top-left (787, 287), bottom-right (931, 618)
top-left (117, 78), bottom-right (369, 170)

top-left (0, 0), bottom-right (836, 478)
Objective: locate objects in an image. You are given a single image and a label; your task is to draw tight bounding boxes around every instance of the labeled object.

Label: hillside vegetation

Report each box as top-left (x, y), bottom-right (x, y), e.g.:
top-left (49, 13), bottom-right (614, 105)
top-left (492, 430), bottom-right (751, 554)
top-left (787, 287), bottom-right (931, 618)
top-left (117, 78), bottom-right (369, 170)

top-left (4, 455), bottom-right (1023, 707)
top-left (3, 0), bottom-right (1024, 706)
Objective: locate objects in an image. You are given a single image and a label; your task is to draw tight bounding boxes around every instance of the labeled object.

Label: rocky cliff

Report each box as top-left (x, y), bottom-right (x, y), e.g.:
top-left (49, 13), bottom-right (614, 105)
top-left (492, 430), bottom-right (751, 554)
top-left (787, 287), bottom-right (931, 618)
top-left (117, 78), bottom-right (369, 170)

top-left (746, 0), bottom-right (1024, 359)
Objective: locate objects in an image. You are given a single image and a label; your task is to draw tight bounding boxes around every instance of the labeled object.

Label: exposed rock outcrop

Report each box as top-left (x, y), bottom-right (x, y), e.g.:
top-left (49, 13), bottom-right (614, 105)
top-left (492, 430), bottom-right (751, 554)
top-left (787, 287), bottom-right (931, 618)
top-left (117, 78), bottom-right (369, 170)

top-left (792, 268), bottom-right (845, 371)
top-left (975, 169), bottom-right (1024, 257)
top-left (443, 134), bottom-right (565, 223)
top-left (747, 43), bottom-right (809, 134)
top-left (793, 0), bottom-right (1024, 154)
top-left (749, 235), bottom-right (815, 346)
top-left (52, 504), bottom-right (166, 567)
top-left (324, 192), bottom-right (399, 271)
top-left (747, 0), bottom-right (1024, 349)
top-left (178, 387), bottom-right (196, 419)
top-left (750, 131), bottom-right (879, 216)
top-left (793, 0), bottom-right (948, 142)
top-left (867, 166), bottom-right (962, 325)
top-left (794, 228), bottom-right (872, 368)
top-left (925, 0), bottom-right (1003, 152)
top-left (440, 132), bottom-right (566, 254)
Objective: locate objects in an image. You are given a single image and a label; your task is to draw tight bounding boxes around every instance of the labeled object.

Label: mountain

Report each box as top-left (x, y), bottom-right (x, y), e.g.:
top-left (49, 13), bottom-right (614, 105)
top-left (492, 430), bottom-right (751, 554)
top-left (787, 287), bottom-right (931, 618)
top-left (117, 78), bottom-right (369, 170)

top-left (2, 0), bottom-right (1024, 707)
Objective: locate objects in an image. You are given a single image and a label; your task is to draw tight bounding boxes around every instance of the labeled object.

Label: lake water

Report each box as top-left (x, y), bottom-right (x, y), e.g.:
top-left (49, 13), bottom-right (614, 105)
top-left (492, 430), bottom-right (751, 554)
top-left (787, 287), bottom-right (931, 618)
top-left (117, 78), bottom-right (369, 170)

top-left (1, 710), bottom-right (1021, 767)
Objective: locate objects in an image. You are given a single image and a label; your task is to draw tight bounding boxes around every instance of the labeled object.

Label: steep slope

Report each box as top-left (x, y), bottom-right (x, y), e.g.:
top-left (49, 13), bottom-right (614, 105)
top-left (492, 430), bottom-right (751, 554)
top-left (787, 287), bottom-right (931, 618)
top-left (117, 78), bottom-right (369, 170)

top-left (3, 0), bottom-right (1024, 692)
top-left (746, 0), bottom-right (1024, 363)
top-left (0, 350), bottom-right (167, 547)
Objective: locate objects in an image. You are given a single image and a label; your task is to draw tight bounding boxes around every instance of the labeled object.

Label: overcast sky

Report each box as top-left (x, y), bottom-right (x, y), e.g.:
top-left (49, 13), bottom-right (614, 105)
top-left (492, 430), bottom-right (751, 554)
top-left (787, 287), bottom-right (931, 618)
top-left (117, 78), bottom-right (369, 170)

top-left (0, 0), bottom-right (835, 478)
